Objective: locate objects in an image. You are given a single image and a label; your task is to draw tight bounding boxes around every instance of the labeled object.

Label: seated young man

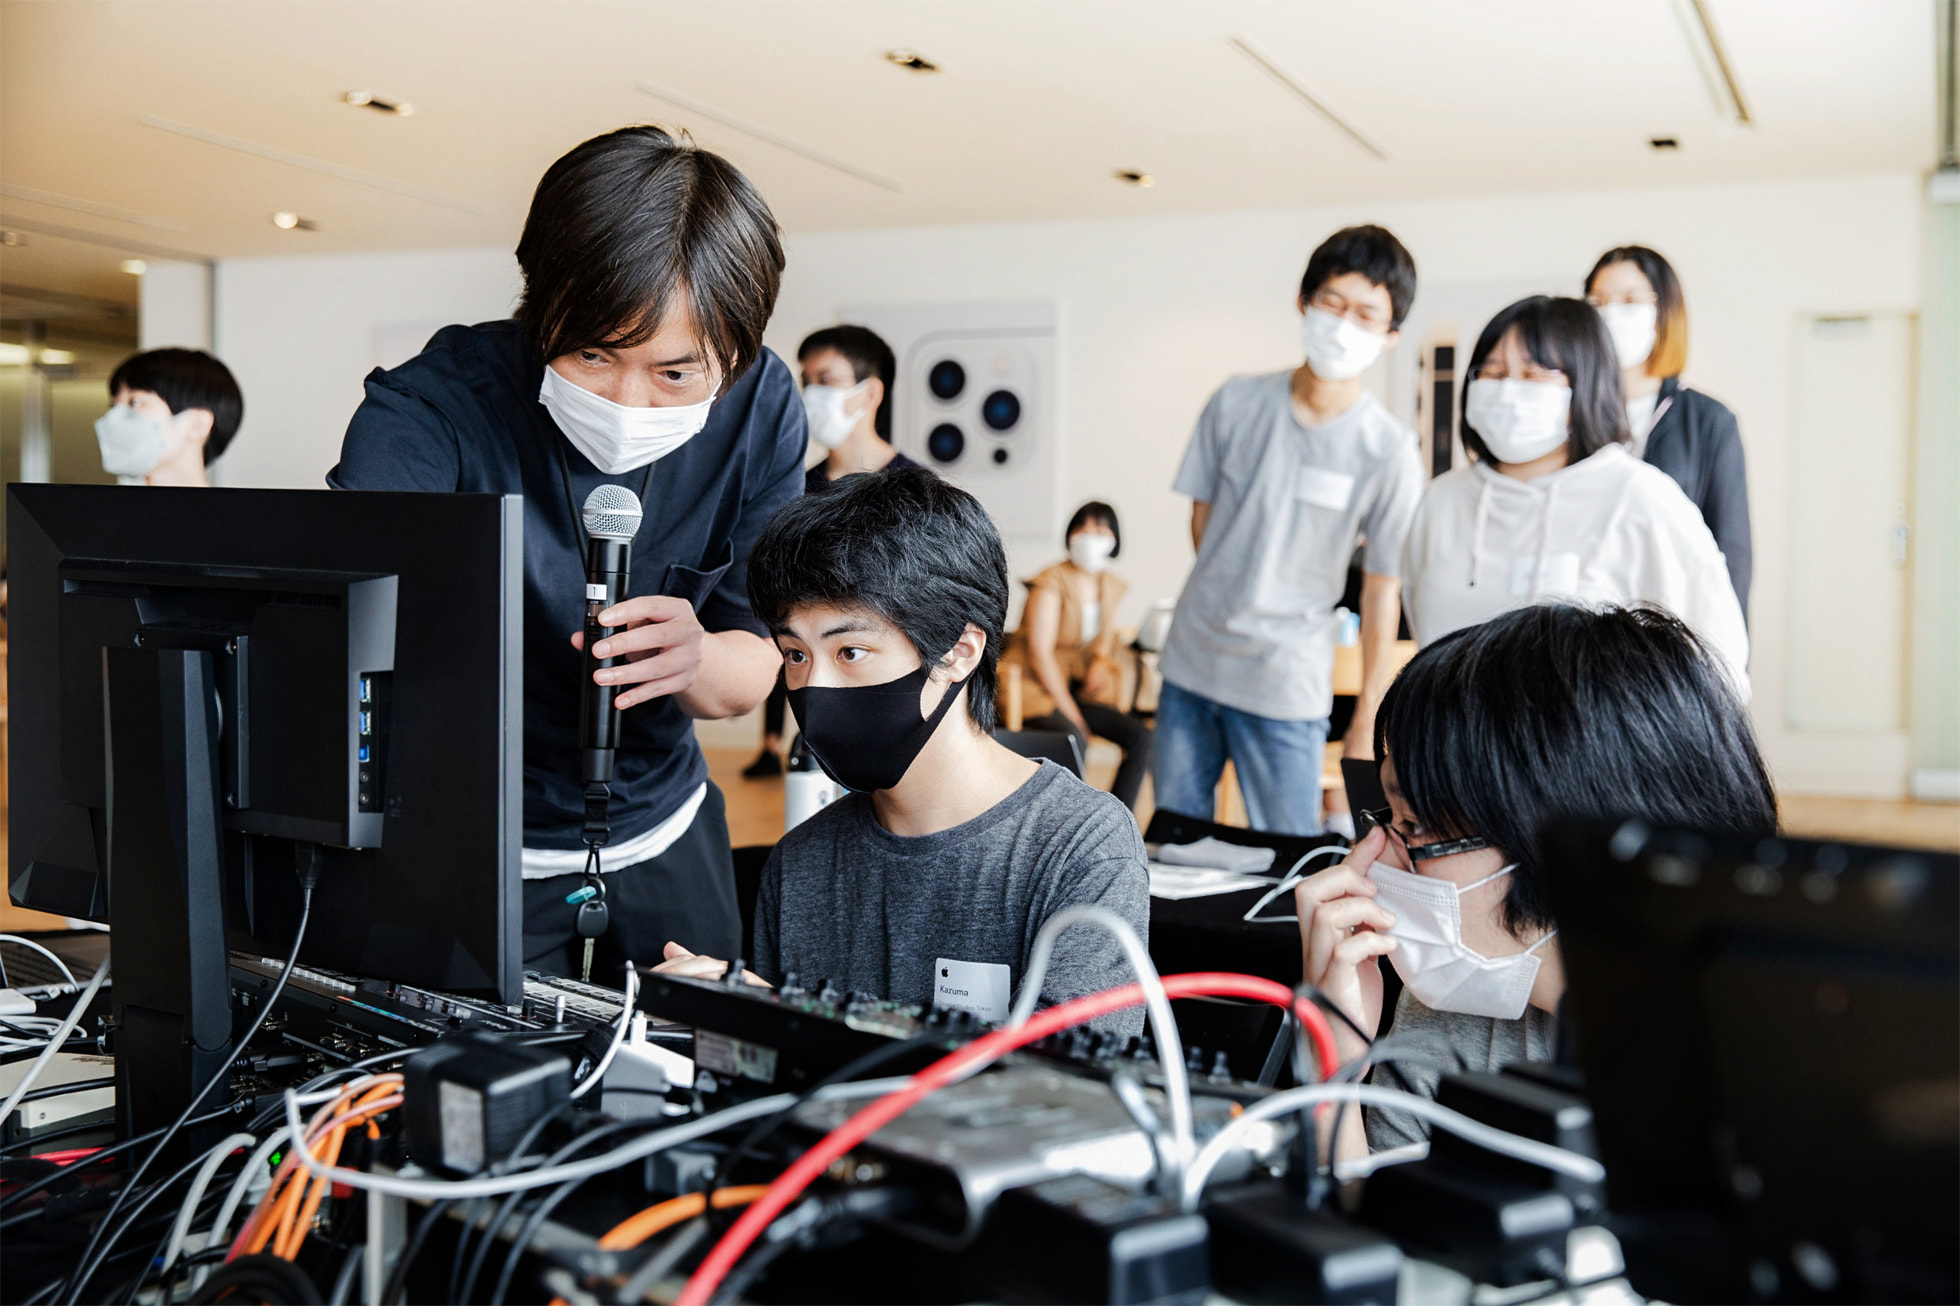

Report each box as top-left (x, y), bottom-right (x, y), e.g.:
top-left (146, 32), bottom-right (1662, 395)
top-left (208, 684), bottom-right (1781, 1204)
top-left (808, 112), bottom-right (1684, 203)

top-left (655, 466), bottom-right (1149, 1035)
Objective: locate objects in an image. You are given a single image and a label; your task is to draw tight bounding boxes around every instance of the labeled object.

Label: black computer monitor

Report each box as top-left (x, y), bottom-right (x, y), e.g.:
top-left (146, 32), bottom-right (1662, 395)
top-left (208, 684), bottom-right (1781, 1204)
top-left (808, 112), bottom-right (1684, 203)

top-left (8, 484), bottom-right (523, 1135)
top-left (1542, 819), bottom-right (1959, 1303)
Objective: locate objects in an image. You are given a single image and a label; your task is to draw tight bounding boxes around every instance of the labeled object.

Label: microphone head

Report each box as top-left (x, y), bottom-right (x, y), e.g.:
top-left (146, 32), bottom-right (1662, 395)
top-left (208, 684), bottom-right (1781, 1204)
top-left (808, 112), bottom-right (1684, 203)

top-left (582, 485), bottom-right (644, 541)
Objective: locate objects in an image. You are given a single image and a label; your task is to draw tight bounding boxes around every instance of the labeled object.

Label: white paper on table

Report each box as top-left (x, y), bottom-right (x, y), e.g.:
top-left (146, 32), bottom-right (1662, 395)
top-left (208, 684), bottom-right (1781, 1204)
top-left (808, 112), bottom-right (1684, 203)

top-left (1146, 862), bottom-right (1277, 901)
top-left (1150, 836), bottom-right (1278, 874)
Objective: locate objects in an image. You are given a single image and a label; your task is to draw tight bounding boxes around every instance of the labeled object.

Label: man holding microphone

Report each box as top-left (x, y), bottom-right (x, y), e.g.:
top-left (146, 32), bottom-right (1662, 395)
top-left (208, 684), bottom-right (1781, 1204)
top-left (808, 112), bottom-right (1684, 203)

top-left (330, 125), bottom-right (803, 978)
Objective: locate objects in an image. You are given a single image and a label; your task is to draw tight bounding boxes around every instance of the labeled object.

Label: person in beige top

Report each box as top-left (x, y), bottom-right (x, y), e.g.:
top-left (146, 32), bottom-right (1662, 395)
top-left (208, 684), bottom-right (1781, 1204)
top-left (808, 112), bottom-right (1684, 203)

top-left (1003, 502), bottom-right (1154, 809)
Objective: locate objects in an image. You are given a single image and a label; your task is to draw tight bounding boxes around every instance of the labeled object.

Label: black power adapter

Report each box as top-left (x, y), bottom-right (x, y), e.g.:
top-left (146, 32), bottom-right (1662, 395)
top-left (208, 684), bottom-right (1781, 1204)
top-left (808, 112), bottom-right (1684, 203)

top-left (975, 1173), bottom-right (1211, 1305)
top-left (403, 1033), bottom-right (572, 1176)
top-left (1204, 1180), bottom-right (1403, 1304)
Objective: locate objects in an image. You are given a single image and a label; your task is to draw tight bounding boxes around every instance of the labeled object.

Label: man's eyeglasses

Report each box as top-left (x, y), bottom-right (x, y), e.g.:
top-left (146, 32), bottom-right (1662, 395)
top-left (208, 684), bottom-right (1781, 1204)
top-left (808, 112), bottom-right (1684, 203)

top-left (1357, 806), bottom-right (1492, 864)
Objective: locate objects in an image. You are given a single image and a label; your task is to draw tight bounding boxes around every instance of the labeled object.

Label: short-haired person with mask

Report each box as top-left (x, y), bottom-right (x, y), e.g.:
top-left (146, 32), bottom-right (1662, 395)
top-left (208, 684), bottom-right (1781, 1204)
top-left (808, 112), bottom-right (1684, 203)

top-left (657, 467), bottom-right (1149, 1037)
top-left (1400, 295), bottom-right (1749, 692)
top-left (744, 323), bottom-right (920, 778)
top-left (332, 126), bottom-right (803, 978)
top-left (1586, 245), bottom-right (1752, 614)
top-left (96, 348), bottom-right (243, 486)
top-left (1295, 603), bottom-right (1777, 1162)
top-left (1156, 225), bottom-right (1424, 835)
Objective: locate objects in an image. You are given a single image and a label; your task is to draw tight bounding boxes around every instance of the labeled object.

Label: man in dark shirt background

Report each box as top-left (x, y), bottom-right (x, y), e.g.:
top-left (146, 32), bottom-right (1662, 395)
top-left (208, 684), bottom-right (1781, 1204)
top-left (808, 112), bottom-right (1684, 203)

top-left (330, 125), bottom-right (804, 979)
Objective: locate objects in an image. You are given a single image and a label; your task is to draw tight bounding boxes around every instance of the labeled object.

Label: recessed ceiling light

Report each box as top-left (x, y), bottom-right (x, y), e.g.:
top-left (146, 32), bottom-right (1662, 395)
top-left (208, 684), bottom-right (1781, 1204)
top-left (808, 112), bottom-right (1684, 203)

top-left (1649, 137), bottom-right (1681, 151)
top-left (0, 230), bottom-right (24, 247)
top-left (1114, 169), bottom-right (1155, 188)
top-left (40, 349), bottom-right (75, 365)
top-left (270, 211), bottom-right (319, 231)
top-left (883, 49), bottom-right (940, 73)
top-left (119, 259), bottom-right (147, 275)
top-left (0, 343), bottom-right (29, 364)
top-left (343, 89), bottom-right (414, 116)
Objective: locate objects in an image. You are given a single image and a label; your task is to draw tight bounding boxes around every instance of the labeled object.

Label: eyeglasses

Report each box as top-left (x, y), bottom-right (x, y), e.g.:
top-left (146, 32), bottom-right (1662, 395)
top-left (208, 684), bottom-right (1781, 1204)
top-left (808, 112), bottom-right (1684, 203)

top-left (1357, 806), bottom-right (1492, 864)
top-left (1308, 290), bottom-right (1391, 334)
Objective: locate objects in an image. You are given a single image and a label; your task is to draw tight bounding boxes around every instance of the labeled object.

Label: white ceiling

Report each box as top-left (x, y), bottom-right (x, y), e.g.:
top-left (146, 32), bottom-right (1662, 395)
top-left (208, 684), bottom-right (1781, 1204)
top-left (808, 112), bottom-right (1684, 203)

top-left (0, 0), bottom-right (1940, 307)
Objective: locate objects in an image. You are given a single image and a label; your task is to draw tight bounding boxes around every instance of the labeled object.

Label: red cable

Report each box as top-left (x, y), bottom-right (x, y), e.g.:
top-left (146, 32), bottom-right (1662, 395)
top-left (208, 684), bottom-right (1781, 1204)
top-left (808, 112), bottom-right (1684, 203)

top-left (675, 971), bottom-right (1337, 1306)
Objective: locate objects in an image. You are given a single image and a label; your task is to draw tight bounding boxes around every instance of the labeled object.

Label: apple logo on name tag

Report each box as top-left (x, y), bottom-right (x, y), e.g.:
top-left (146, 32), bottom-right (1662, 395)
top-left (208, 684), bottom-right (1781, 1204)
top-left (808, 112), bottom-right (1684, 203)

top-left (933, 957), bottom-right (1012, 1023)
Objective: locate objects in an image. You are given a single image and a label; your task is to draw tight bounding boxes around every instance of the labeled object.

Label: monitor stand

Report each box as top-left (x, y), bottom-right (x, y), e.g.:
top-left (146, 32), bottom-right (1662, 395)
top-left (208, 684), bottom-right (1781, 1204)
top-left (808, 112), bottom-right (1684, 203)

top-left (104, 645), bottom-right (233, 1162)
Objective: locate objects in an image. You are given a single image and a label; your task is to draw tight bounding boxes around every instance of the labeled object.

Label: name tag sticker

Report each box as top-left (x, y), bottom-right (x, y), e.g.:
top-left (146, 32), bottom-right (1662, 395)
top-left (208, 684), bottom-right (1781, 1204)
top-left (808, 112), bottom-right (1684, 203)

top-left (1508, 553), bottom-right (1582, 597)
top-left (932, 958), bottom-right (1012, 1023)
top-left (1295, 466), bottom-right (1356, 511)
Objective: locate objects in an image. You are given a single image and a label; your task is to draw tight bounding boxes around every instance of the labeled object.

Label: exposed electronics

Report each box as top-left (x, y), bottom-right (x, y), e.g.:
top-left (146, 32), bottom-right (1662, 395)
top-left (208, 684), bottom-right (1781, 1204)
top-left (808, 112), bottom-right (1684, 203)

top-left (1543, 820), bottom-right (1960, 1303)
top-left (8, 485), bottom-right (524, 1143)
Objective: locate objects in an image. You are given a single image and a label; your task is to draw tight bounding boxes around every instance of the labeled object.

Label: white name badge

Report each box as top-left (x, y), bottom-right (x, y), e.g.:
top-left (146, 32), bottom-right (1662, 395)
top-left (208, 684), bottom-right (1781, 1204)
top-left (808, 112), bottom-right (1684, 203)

top-left (932, 957), bottom-right (1012, 1023)
top-left (1508, 552), bottom-right (1582, 597)
top-left (1295, 466), bottom-right (1357, 512)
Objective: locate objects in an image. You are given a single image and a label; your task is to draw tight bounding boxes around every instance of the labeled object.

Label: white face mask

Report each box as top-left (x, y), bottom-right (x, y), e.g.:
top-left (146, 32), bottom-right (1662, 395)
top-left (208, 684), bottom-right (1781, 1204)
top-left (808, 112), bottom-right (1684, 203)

top-left (96, 404), bottom-right (175, 480)
top-left (539, 363), bottom-right (715, 475)
top-left (801, 381), bottom-right (867, 451)
top-left (1368, 862), bottom-right (1556, 1020)
top-left (1300, 307), bottom-right (1387, 381)
top-left (1068, 533), bottom-right (1116, 574)
top-left (1465, 378), bottom-right (1573, 465)
top-left (1596, 302), bottom-right (1658, 371)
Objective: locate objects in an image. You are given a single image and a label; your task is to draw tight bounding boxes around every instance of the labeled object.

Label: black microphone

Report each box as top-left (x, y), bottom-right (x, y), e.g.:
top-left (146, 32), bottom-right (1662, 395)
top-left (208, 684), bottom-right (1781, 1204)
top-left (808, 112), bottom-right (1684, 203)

top-left (579, 485), bottom-right (643, 790)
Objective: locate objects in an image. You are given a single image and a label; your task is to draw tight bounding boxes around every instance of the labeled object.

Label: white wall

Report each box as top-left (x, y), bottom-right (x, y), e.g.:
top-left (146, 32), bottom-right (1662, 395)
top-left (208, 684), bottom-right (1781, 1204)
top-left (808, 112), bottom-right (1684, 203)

top-left (138, 260), bottom-right (213, 353)
top-left (189, 172), bottom-right (1930, 795)
top-left (208, 246), bottom-right (521, 489)
top-left (767, 172), bottom-right (1927, 796)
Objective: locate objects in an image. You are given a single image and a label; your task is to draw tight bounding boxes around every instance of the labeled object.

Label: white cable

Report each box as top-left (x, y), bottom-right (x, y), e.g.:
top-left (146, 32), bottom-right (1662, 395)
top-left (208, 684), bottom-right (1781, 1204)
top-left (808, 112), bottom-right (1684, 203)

top-left (1240, 845), bottom-right (1347, 924)
top-left (1006, 904), bottom-right (1193, 1189)
top-left (569, 962), bottom-right (638, 1100)
top-left (1179, 1081), bottom-right (1607, 1208)
top-left (160, 1131), bottom-right (257, 1272)
top-left (280, 1076), bottom-right (910, 1200)
top-left (0, 935), bottom-right (79, 988)
top-left (0, 955), bottom-right (108, 1125)
top-left (206, 1127), bottom-right (292, 1253)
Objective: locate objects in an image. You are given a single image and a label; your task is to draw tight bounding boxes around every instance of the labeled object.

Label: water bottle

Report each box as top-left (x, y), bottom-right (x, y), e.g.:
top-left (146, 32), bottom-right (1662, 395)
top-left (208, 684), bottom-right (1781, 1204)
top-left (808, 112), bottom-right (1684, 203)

top-left (784, 734), bottom-right (844, 833)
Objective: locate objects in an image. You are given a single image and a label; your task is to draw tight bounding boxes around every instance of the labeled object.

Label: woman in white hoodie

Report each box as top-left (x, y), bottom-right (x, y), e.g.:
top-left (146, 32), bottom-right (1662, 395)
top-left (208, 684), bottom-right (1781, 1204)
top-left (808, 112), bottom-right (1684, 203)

top-left (1401, 296), bottom-right (1749, 694)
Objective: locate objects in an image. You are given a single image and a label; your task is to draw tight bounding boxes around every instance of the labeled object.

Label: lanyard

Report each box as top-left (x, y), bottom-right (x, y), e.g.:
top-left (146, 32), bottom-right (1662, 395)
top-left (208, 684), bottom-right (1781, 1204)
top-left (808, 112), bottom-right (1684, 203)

top-left (552, 435), bottom-right (658, 558)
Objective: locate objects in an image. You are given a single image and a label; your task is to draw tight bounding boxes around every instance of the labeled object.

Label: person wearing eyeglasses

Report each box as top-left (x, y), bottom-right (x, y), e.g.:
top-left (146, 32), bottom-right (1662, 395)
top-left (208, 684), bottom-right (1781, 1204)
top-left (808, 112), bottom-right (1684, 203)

top-left (1399, 295), bottom-right (1749, 693)
top-left (1294, 603), bottom-right (1777, 1162)
top-left (1585, 245), bottom-right (1751, 616)
top-left (1156, 225), bottom-right (1425, 835)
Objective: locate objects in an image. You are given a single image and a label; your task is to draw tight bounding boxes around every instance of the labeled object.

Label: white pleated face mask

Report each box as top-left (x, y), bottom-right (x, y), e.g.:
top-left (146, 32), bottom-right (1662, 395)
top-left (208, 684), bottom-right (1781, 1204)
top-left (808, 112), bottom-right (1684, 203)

top-left (1300, 307), bottom-right (1387, 381)
top-left (1596, 301), bottom-right (1658, 370)
top-left (539, 364), bottom-right (716, 475)
top-left (1464, 378), bottom-right (1572, 466)
top-left (1068, 533), bottom-right (1116, 574)
top-left (1367, 862), bottom-right (1556, 1021)
top-left (801, 381), bottom-right (866, 451)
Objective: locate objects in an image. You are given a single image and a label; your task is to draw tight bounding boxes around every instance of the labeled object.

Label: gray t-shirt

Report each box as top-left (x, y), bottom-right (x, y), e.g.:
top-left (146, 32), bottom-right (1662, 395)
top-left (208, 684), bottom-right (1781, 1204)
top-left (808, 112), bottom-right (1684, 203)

top-left (1365, 988), bottom-right (1555, 1150)
top-left (752, 761), bottom-right (1149, 1038)
top-left (1161, 374), bottom-right (1424, 721)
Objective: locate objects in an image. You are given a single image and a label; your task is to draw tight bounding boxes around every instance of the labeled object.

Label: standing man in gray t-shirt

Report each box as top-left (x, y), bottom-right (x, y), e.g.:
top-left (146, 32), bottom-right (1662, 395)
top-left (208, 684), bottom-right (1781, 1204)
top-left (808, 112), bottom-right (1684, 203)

top-left (1156, 226), bottom-right (1425, 835)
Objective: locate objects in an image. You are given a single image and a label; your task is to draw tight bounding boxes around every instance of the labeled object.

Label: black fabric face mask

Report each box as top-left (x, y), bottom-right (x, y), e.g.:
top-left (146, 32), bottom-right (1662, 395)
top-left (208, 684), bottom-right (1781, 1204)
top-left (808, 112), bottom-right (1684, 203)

top-left (786, 661), bottom-right (969, 793)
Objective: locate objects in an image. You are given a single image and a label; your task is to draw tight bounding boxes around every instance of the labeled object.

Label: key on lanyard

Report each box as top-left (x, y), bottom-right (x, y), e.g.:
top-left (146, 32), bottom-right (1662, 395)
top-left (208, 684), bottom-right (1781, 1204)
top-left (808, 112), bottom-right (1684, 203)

top-left (569, 878), bottom-right (609, 983)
